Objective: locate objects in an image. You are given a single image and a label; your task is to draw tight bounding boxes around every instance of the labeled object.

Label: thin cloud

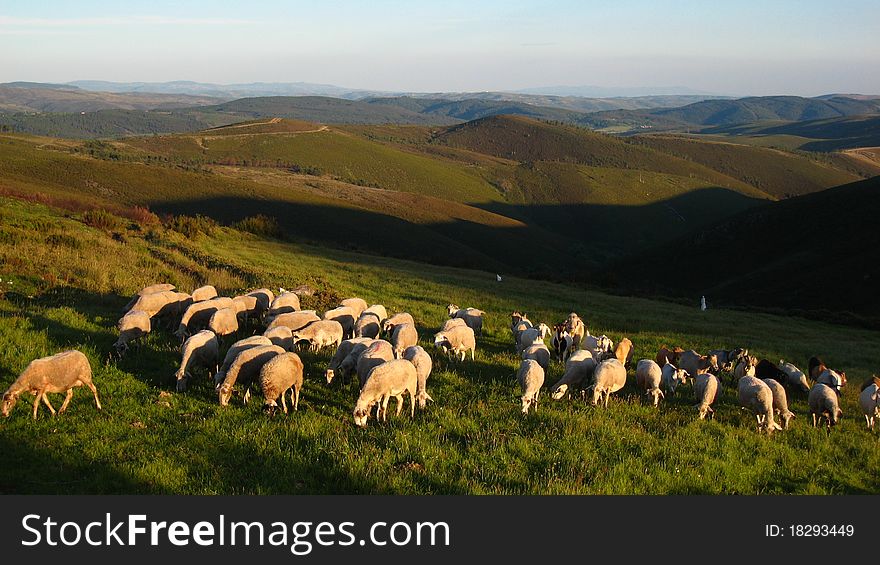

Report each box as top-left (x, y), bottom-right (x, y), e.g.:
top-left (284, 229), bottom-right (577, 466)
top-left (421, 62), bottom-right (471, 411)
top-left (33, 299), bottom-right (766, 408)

top-left (0, 15), bottom-right (261, 27)
top-left (521, 42), bottom-right (557, 47)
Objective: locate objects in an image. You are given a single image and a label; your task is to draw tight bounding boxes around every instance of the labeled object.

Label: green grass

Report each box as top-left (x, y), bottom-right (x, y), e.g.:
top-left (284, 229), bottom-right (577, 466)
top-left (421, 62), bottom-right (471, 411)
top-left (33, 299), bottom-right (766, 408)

top-left (2, 197), bottom-right (879, 495)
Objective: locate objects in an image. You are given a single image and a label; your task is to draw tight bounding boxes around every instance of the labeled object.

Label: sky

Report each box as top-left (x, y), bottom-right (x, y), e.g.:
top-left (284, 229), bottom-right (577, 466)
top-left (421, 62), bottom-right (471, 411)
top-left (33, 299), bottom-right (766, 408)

top-left (1, 0), bottom-right (878, 96)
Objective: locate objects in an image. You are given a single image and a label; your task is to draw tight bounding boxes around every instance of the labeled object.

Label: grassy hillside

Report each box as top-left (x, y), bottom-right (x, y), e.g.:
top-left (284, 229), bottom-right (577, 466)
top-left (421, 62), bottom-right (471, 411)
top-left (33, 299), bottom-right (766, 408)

top-left (364, 97), bottom-right (587, 123)
top-left (700, 115), bottom-right (880, 152)
top-left (1, 196), bottom-right (879, 495)
top-left (0, 110), bottom-right (223, 139)
top-left (0, 84), bottom-right (224, 113)
top-left (611, 175), bottom-right (880, 327)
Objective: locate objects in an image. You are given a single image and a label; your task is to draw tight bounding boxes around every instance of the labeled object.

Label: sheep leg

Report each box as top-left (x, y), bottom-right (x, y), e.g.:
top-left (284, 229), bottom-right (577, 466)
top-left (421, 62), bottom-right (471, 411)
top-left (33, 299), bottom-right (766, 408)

top-left (293, 387), bottom-right (299, 411)
top-left (41, 393), bottom-right (57, 416)
top-left (811, 413), bottom-right (818, 427)
top-left (395, 394), bottom-right (404, 417)
top-left (243, 388), bottom-right (251, 405)
top-left (58, 389), bottom-right (76, 414)
top-left (280, 390), bottom-right (288, 414)
top-left (31, 390), bottom-right (43, 419)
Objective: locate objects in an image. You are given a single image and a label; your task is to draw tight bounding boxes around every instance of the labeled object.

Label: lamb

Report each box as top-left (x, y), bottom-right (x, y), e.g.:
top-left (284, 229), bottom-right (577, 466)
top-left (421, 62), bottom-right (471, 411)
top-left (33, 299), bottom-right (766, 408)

top-left (858, 376), bottom-right (880, 430)
top-left (447, 304), bottom-right (484, 336)
top-left (323, 306), bottom-right (356, 339)
top-left (174, 329), bottom-right (219, 392)
top-left (550, 350), bottom-right (596, 400)
top-left (1, 350), bottom-right (101, 419)
top-left (290, 320), bottom-right (344, 351)
top-left (174, 297), bottom-right (234, 340)
top-left (762, 378), bottom-right (795, 429)
top-left (382, 312), bottom-right (416, 336)
top-left (260, 352), bottom-right (304, 414)
top-left (113, 309), bottom-right (151, 357)
top-left (778, 360), bottom-right (811, 393)
top-left (636, 359), bottom-right (664, 407)
top-left (122, 283), bottom-right (175, 312)
top-left (353, 359), bottom-right (418, 427)
top-left (213, 335), bottom-right (273, 386)
top-left (191, 285), bottom-right (218, 303)
top-left (656, 346), bottom-right (684, 366)
top-left (433, 324), bottom-right (476, 361)
top-left (563, 312), bottom-right (586, 350)
top-left (356, 341), bottom-right (396, 388)
top-left (613, 337), bottom-right (634, 367)
top-left (363, 304), bottom-right (388, 323)
top-left (266, 311), bottom-right (320, 332)
top-left (325, 338), bottom-right (376, 384)
top-left (440, 318), bottom-right (467, 332)
top-left (588, 358), bottom-right (627, 408)
top-left (694, 373), bottom-right (721, 420)
top-left (522, 344), bottom-right (551, 373)
top-left (263, 326), bottom-right (295, 351)
top-left (354, 312), bottom-right (382, 339)
top-left (516, 323), bottom-right (550, 353)
top-left (218, 344), bottom-right (284, 406)
top-left (661, 363), bottom-right (689, 395)
top-left (390, 322), bottom-right (418, 359)
top-left (551, 324), bottom-right (573, 363)
top-left (340, 297), bottom-right (368, 318)
top-left (517, 359), bottom-right (545, 415)
top-left (582, 334), bottom-right (614, 361)
top-left (403, 345), bottom-right (433, 409)
top-left (268, 292), bottom-right (301, 317)
top-left (809, 383), bottom-right (843, 428)
top-left (207, 307), bottom-right (239, 338)
top-left (738, 376), bottom-right (782, 434)
top-left (679, 350), bottom-right (719, 379)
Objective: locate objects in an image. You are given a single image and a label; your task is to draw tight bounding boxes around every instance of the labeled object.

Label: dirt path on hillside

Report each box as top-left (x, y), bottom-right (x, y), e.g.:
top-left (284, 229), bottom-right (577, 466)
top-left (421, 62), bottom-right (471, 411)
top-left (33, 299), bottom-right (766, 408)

top-left (842, 147), bottom-right (880, 171)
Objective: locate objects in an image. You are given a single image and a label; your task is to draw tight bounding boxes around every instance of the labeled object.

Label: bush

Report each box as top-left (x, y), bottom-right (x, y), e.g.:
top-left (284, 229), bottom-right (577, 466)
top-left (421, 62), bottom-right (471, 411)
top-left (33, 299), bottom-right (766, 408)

top-left (165, 214), bottom-right (218, 239)
top-left (126, 205), bottom-right (161, 228)
top-left (233, 215), bottom-right (283, 239)
top-left (81, 209), bottom-right (123, 232)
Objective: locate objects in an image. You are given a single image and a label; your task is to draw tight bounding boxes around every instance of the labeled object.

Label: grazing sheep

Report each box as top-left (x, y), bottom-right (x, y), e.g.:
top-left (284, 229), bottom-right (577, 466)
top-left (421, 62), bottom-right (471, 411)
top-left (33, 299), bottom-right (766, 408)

top-left (447, 304), bottom-right (484, 336)
top-left (403, 345), bottom-right (433, 409)
top-left (433, 324), bottom-right (476, 361)
top-left (694, 373), bottom-right (721, 420)
top-left (153, 292), bottom-right (194, 329)
top-left (858, 376), bottom-right (880, 430)
top-left (129, 290), bottom-right (186, 319)
top-left (656, 346), bottom-right (684, 367)
top-left (517, 359), bottom-right (545, 415)
top-left (353, 359), bottom-right (418, 427)
top-left (340, 297), bottom-right (368, 318)
top-left (738, 376), bottom-right (782, 434)
top-left (582, 334), bottom-right (614, 362)
top-left (325, 338), bottom-right (376, 384)
top-left (661, 363), bottom-right (689, 395)
top-left (440, 318), bottom-right (467, 332)
top-left (563, 312), bottom-right (586, 350)
top-left (762, 378), bottom-right (795, 429)
top-left (266, 310), bottom-right (320, 332)
top-left (734, 356), bottom-right (757, 380)
top-left (214, 335), bottom-right (273, 386)
top-left (522, 344), bottom-right (551, 373)
top-left (260, 352), bottom-right (304, 414)
top-left (218, 344), bottom-right (284, 406)
top-left (355, 312), bottom-right (382, 339)
top-left (356, 341), bottom-right (396, 388)
top-left (588, 358), bottom-right (627, 408)
top-left (709, 348), bottom-right (749, 373)
top-left (363, 304), bottom-right (388, 323)
top-left (291, 320), bottom-right (344, 352)
top-left (323, 306), bottom-right (356, 339)
top-left (383, 312), bottom-right (416, 336)
top-left (232, 289), bottom-right (272, 323)
top-left (516, 323), bottom-right (550, 353)
top-left (511, 311), bottom-right (532, 336)
top-left (263, 326), bottom-right (295, 351)
top-left (174, 330), bottom-right (219, 392)
top-left (809, 383), bottom-right (843, 428)
top-left (122, 283), bottom-right (175, 312)
top-left (268, 292), bottom-right (301, 317)
top-left (113, 309), bottom-right (151, 357)
top-left (636, 359), bottom-right (664, 407)
top-left (1, 350), bottom-right (101, 419)
top-left (679, 350), bottom-right (719, 379)
top-left (550, 350), bottom-right (596, 400)
top-left (613, 337), bottom-right (634, 367)
top-left (815, 368), bottom-right (847, 395)
top-left (778, 360), bottom-right (811, 393)
top-left (248, 288), bottom-right (275, 310)
top-left (335, 340), bottom-right (388, 385)
top-left (174, 297), bottom-right (234, 340)
top-left (755, 358), bottom-right (788, 384)
top-left (551, 324), bottom-right (573, 363)
top-left (191, 285), bottom-right (218, 303)
top-left (208, 307), bottom-right (239, 338)
top-left (390, 323), bottom-right (418, 359)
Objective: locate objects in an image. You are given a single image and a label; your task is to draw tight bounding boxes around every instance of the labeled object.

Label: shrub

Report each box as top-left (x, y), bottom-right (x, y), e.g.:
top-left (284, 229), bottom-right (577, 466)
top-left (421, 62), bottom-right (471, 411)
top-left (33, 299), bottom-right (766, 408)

top-left (127, 205), bottom-right (161, 227)
top-left (81, 209), bottom-right (123, 232)
top-left (165, 214), bottom-right (218, 239)
top-left (233, 215), bottom-right (283, 239)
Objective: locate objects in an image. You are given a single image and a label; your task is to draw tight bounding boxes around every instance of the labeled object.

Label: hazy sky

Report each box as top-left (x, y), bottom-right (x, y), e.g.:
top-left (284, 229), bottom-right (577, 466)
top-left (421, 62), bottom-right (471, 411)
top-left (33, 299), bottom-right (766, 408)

top-left (2, 0), bottom-right (878, 95)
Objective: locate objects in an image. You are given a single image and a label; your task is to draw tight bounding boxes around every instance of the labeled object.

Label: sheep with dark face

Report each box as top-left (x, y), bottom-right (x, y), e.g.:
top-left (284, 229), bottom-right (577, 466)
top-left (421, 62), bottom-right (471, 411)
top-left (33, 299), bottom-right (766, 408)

top-left (2, 350), bottom-right (101, 419)
top-left (175, 330), bottom-right (219, 392)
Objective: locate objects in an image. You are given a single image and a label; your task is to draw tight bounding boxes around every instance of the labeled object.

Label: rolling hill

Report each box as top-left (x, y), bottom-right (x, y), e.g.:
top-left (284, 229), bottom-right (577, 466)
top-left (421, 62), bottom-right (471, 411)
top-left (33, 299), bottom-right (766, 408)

top-left (700, 114), bottom-right (880, 152)
top-left (0, 83), bottom-right (224, 113)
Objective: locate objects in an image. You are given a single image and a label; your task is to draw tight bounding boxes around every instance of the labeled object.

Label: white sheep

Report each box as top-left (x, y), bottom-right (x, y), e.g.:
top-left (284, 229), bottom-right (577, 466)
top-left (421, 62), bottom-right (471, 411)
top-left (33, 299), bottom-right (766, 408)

top-left (323, 306), bottom-right (356, 339)
top-left (260, 352), bottom-right (304, 414)
top-left (356, 341), bottom-right (396, 388)
top-left (516, 323), bottom-right (550, 354)
top-left (175, 329), bottom-right (219, 392)
top-left (353, 359), bottom-right (418, 427)
top-left (661, 363), bottom-right (689, 395)
top-left (266, 310), bottom-right (320, 332)
top-left (1, 350), bottom-right (101, 419)
top-left (679, 350), bottom-right (720, 379)
top-left (363, 304), bottom-right (388, 323)
top-left (208, 307), bottom-right (239, 338)
top-left (734, 356), bottom-right (757, 380)
top-left (550, 349), bottom-right (596, 400)
top-left (762, 378), bottom-right (795, 429)
top-left (325, 338), bottom-right (376, 384)
top-left (263, 326), bottom-right (295, 351)
top-left (433, 324), bottom-right (476, 361)
top-left (778, 360), bottom-right (811, 393)
top-left (390, 322), bottom-right (418, 359)
top-left (581, 334), bottom-right (614, 362)
top-left (447, 304), bottom-right (484, 336)
top-left (218, 344), bottom-right (284, 406)
top-left (563, 312), bottom-right (586, 350)
top-left (354, 312), bottom-right (382, 339)
top-left (383, 312), bottom-right (416, 336)
top-left (636, 359), bottom-right (664, 407)
top-left (129, 289), bottom-right (185, 319)
top-left (859, 376), bottom-right (880, 430)
top-left (522, 343), bottom-right (551, 373)
top-left (291, 320), bottom-right (344, 351)
top-left (809, 383), bottom-right (843, 428)
top-left (694, 373), bottom-right (721, 420)
top-left (403, 345), bottom-right (433, 408)
top-left (268, 292), bottom-right (301, 317)
top-left (113, 309), bottom-right (151, 357)
top-left (232, 289), bottom-right (271, 323)
top-left (340, 297), bottom-right (368, 318)
top-left (738, 376), bottom-right (782, 434)
top-left (174, 297), bottom-right (234, 340)
top-left (335, 340), bottom-right (387, 385)
top-left (191, 285), bottom-right (218, 303)
top-left (517, 359), bottom-right (545, 414)
top-left (440, 318), bottom-right (467, 332)
top-left (213, 335), bottom-right (273, 386)
top-left (122, 283), bottom-right (175, 312)
top-left (589, 358), bottom-right (626, 408)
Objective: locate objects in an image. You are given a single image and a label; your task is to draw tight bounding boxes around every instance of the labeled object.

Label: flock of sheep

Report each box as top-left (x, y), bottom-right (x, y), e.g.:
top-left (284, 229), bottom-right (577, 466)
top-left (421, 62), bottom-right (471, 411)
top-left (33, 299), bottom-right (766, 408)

top-left (2, 283), bottom-right (880, 435)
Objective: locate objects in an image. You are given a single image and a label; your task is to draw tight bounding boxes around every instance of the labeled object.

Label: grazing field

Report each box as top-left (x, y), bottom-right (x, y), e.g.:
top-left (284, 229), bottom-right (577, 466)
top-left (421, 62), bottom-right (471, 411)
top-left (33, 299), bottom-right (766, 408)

top-left (1, 197), bottom-right (879, 495)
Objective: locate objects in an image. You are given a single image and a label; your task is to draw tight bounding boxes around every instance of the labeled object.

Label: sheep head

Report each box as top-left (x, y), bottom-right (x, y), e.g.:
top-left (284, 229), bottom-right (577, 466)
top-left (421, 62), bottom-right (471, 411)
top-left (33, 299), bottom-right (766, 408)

top-left (446, 304), bottom-right (459, 316)
top-left (218, 384), bottom-right (233, 407)
top-left (325, 369), bottom-right (336, 384)
top-left (550, 385), bottom-right (568, 400)
top-left (1, 391), bottom-right (20, 417)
